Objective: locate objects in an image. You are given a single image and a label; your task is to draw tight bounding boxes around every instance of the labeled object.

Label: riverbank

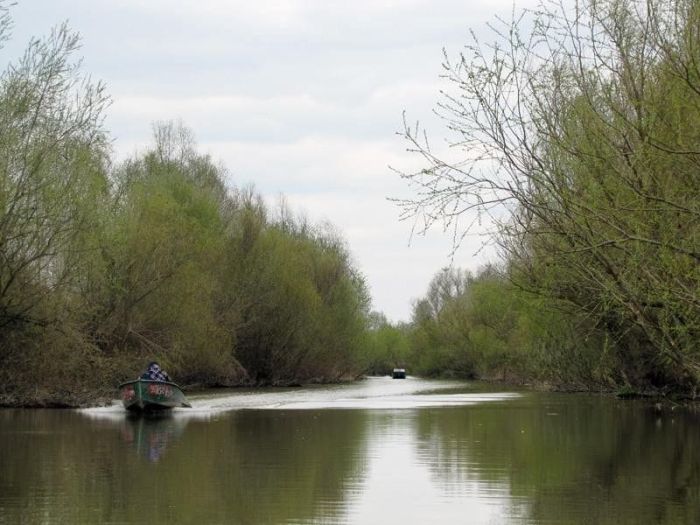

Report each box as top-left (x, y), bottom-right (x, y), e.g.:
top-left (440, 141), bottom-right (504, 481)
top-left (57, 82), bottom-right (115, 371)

top-left (0, 388), bottom-right (116, 409)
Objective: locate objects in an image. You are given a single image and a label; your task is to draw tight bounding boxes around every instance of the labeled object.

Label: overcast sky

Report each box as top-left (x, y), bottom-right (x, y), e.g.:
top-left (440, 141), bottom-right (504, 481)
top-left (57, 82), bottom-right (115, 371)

top-left (5, 0), bottom-right (533, 321)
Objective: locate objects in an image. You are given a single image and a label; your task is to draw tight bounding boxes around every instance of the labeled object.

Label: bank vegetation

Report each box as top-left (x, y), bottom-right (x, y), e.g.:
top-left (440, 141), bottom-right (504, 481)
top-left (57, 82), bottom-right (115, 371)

top-left (393, 0), bottom-right (699, 395)
top-left (0, 9), bottom-right (371, 405)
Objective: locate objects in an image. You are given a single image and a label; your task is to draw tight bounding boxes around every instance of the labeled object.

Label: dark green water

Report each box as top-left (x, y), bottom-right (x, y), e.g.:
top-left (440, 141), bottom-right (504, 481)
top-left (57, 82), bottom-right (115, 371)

top-left (1, 378), bottom-right (699, 524)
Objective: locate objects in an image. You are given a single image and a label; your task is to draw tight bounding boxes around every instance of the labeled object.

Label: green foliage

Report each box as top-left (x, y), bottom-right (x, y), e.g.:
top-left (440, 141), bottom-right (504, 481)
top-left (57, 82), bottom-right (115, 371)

top-left (399, 0), bottom-right (700, 392)
top-left (97, 126), bottom-right (231, 376)
top-left (362, 312), bottom-right (411, 375)
top-left (0, 9), bottom-right (375, 401)
top-left (84, 123), bottom-right (372, 389)
top-left (409, 268), bottom-right (476, 377)
top-left (232, 211), bottom-right (370, 384)
top-left (404, 266), bottom-right (621, 389)
top-left (0, 19), bottom-right (109, 333)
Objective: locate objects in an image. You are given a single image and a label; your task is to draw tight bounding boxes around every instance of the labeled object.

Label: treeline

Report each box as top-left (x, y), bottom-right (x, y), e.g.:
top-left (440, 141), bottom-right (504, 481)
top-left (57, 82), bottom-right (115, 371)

top-left (0, 17), bottom-right (370, 404)
top-left (369, 266), bottom-right (618, 389)
top-left (395, 0), bottom-right (699, 394)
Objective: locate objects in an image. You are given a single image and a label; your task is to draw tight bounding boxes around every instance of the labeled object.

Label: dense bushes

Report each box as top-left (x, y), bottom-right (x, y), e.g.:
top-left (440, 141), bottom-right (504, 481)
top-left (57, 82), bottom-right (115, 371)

top-left (362, 312), bottom-right (411, 376)
top-left (0, 17), bottom-right (371, 403)
top-left (404, 267), bottom-right (620, 389)
top-left (231, 205), bottom-right (371, 384)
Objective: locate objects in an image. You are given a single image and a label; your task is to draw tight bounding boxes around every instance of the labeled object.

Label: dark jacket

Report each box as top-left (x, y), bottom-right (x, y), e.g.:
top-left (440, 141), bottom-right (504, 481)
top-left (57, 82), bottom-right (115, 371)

top-left (141, 362), bottom-right (171, 382)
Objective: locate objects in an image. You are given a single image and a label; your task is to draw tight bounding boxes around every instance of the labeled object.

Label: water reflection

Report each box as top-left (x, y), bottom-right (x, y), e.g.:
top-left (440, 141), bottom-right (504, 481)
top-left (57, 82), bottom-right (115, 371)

top-left (120, 415), bottom-right (187, 463)
top-left (411, 396), bottom-right (700, 524)
top-left (1, 381), bottom-right (700, 524)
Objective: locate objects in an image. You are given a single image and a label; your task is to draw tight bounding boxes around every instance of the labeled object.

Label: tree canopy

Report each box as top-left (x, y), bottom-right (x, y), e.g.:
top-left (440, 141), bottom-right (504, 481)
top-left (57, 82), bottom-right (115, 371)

top-left (0, 11), bottom-right (373, 404)
top-left (398, 0), bottom-right (699, 391)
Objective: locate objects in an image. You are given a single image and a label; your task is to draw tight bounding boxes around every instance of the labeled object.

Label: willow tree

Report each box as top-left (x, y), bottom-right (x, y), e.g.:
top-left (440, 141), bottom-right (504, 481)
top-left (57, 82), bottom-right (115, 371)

top-left (231, 206), bottom-right (371, 385)
top-left (0, 14), bottom-right (109, 332)
top-left (398, 0), bottom-right (700, 389)
top-left (89, 122), bottom-right (245, 383)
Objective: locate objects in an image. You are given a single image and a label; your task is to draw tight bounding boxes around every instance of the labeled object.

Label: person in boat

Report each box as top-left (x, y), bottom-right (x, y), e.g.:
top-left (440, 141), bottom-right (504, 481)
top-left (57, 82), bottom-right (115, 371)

top-left (141, 361), bottom-right (171, 382)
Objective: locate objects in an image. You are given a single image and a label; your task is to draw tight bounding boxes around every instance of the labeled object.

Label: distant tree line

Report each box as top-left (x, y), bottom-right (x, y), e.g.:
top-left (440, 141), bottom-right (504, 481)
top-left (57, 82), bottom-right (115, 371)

top-left (394, 0), bottom-right (699, 394)
top-left (372, 266), bottom-right (618, 389)
top-left (0, 10), bottom-right (371, 404)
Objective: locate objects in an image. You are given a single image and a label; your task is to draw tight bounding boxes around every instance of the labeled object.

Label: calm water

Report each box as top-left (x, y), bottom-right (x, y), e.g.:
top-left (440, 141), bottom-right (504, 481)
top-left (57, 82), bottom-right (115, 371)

top-left (1, 377), bottom-right (699, 524)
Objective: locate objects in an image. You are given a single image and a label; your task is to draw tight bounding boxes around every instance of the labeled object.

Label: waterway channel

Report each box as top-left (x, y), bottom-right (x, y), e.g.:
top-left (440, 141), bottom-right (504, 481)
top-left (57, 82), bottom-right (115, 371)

top-left (1, 377), bottom-right (698, 524)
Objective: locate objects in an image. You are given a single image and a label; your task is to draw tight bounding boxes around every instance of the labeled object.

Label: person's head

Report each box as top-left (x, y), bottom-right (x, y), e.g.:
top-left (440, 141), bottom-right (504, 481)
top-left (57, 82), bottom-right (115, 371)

top-left (147, 361), bottom-right (160, 372)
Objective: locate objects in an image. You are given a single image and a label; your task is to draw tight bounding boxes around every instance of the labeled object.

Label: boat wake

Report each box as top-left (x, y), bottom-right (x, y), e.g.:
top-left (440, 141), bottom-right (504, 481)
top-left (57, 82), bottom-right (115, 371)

top-left (253, 392), bottom-right (520, 410)
top-left (79, 377), bottom-right (521, 420)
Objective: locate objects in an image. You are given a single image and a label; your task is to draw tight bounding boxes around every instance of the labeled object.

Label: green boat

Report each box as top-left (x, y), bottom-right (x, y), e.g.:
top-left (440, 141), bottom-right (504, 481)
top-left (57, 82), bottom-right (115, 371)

top-left (118, 379), bottom-right (192, 412)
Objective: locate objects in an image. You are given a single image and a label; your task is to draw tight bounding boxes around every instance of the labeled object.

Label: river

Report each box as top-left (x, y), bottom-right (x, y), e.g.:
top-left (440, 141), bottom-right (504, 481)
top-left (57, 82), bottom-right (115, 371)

top-left (1, 377), bottom-right (698, 524)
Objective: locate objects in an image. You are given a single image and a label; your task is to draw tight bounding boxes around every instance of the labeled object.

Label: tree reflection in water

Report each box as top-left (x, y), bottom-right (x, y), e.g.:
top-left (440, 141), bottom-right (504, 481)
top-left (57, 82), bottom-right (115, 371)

top-left (411, 394), bottom-right (700, 524)
top-left (1, 385), bottom-right (700, 524)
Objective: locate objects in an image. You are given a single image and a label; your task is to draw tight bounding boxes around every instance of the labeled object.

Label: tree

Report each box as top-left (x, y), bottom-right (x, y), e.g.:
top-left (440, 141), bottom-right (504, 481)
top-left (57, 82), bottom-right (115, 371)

top-left (398, 0), bottom-right (700, 390)
top-left (232, 207), bottom-right (370, 384)
top-left (90, 122), bottom-right (243, 382)
top-left (0, 17), bottom-right (109, 332)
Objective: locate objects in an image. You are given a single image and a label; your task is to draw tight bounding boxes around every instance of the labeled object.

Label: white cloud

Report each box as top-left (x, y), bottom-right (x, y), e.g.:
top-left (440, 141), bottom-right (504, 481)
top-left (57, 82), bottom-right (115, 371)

top-left (6, 0), bottom-right (532, 320)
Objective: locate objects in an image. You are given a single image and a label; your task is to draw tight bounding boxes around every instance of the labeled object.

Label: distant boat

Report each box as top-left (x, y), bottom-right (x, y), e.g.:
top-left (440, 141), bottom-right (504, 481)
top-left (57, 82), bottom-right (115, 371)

top-left (392, 368), bottom-right (406, 379)
top-left (118, 379), bottom-right (192, 412)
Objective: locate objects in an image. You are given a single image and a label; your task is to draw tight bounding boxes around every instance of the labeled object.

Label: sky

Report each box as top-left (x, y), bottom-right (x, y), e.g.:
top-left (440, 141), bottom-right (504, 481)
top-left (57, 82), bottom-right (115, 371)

top-left (3, 0), bottom-right (533, 321)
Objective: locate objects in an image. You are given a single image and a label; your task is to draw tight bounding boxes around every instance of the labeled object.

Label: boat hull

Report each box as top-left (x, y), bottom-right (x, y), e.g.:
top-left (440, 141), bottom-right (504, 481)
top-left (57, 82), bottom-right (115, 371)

top-left (119, 379), bottom-right (191, 412)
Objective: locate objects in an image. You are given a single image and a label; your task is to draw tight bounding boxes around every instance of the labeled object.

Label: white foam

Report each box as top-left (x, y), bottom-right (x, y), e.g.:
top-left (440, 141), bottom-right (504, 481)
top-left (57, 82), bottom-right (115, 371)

top-left (256, 393), bottom-right (521, 410)
top-left (77, 378), bottom-right (522, 420)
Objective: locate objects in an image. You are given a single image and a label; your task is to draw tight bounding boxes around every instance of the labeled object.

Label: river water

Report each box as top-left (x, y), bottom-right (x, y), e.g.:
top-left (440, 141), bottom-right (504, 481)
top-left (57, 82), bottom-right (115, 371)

top-left (1, 377), bottom-right (698, 524)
